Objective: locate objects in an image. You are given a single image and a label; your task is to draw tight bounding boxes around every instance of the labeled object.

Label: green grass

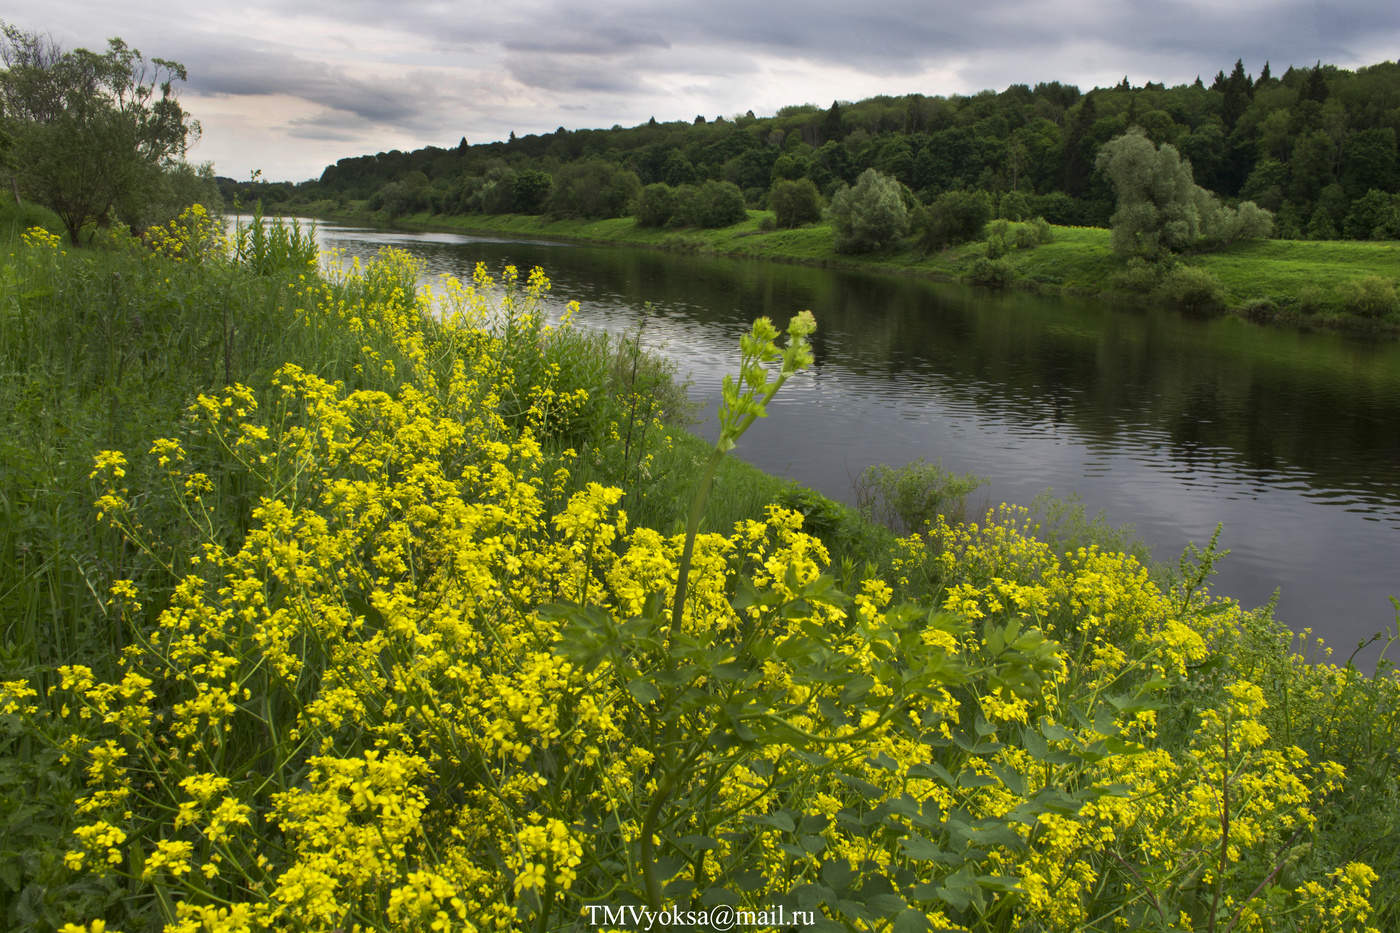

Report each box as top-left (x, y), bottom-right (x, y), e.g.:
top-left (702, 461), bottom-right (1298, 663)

top-left (306, 202), bottom-right (1400, 332)
top-left (0, 199), bottom-right (64, 241)
top-left (1199, 237), bottom-right (1400, 299)
top-left (6, 216), bottom-right (1400, 931)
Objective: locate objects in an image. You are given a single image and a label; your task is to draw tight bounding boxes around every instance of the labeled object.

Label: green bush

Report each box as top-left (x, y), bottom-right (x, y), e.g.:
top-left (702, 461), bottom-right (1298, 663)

top-left (913, 188), bottom-right (992, 251)
top-left (1155, 265), bottom-right (1224, 313)
top-left (672, 180), bottom-right (746, 228)
top-left (547, 160), bottom-right (641, 218)
top-left (855, 459), bottom-right (984, 533)
top-left (999, 189), bottom-right (1030, 221)
top-left (1297, 284), bottom-right (1332, 315)
top-left (1112, 256), bottom-right (1165, 292)
top-left (1340, 276), bottom-right (1400, 318)
top-left (510, 169), bottom-right (553, 213)
top-left (635, 183), bottom-right (676, 227)
top-left (769, 178), bottom-right (823, 228)
top-left (968, 256), bottom-right (1018, 288)
top-left (0, 199), bottom-right (64, 240)
top-left (828, 168), bottom-right (909, 253)
top-left (1343, 190), bottom-right (1400, 240)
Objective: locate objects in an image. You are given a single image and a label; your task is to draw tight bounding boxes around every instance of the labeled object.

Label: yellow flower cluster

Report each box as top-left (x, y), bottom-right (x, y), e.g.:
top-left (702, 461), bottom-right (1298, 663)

top-left (19, 248), bottom-right (1377, 932)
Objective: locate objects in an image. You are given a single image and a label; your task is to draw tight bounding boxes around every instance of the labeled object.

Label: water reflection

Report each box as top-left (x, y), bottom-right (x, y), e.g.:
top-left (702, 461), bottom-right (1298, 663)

top-left (306, 219), bottom-right (1400, 657)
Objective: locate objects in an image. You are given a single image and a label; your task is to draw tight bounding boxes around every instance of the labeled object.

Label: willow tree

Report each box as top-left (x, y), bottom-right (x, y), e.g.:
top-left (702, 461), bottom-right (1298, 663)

top-left (1096, 127), bottom-right (1271, 256)
top-left (828, 168), bottom-right (908, 253)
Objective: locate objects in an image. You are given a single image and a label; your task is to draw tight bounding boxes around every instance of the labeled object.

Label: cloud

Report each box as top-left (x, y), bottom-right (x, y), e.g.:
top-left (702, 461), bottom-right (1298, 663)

top-left (5, 0), bottom-right (1400, 180)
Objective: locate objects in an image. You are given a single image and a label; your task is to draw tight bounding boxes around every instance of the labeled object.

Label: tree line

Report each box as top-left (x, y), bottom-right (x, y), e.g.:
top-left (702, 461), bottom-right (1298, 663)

top-left (228, 58), bottom-right (1400, 244)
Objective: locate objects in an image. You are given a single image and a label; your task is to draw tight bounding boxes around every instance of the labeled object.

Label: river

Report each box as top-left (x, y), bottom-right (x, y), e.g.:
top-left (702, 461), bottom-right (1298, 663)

top-left (301, 219), bottom-right (1400, 662)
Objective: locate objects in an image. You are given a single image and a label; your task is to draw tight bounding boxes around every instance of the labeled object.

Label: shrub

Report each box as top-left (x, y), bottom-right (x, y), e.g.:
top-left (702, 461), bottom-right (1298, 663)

top-left (999, 190), bottom-right (1030, 221)
top-left (1297, 284), bottom-right (1331, 315)
top-left (757, 214), bottom-right (776, 231)
top-left (510, 169), bottom-right (553, 214)
top-left (1013, 224), bottom-right (1040, 249)
top-left (828, 168), bottom-right (909, 253)
top-left (672, 180), bottom-right (746, 228)
top-left (914, 188), bottom-right (992, 251)
top-left (968, 256), bottom-right (1018, 288)
top-left (1340, 276), bottom-right (1400, 318)
top-left (1112, 256), bottom-right (1165, 292)
top-left (855, 459), bottom-right (984, 533)
top-left (769, 178), bottom-right (823, 228)
top-left (1343, 190), bottom-right (1400, 240)
top-left (1030, 215), bottom-right (1053, 243)
top-left (635, 183), bottom-right (676, 228)
top-left (1028, 192), bottom-right (1089, 225)
top-left (1155, 265), bottom-right (1224, 313)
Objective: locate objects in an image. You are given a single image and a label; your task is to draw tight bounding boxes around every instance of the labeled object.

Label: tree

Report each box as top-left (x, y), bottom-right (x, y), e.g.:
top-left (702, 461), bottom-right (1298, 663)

top-left (1, 24), bottom-right (198, 242)
top-left (676, 179), bottom-right (745, 228)
top-left (546, 160), bottom-right (640, 218)
top-left (510, 168), bottom-right (552, 213)
top-left (912, 189), bottom-right (992, 250)
top-left (635, 182), bottom-right (676, 227)
top-left (828, 168), bottom-right (908, 253)
top-left (1095, 127), bottom-right (1271, 255)
top-left (769, 178), bottom-right (822, 227)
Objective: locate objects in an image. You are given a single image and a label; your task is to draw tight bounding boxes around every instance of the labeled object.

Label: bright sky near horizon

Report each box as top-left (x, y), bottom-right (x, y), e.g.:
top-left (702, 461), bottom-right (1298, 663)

top-left (6, 1), bottom-right (1399, 182)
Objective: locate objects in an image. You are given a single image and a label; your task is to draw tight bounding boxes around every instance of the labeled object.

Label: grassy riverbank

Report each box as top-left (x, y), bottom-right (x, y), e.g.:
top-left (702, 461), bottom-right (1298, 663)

top-left (301, 201), bottom-right (1400, 334)
top-left (3, 212), bottom-right (1399, 931)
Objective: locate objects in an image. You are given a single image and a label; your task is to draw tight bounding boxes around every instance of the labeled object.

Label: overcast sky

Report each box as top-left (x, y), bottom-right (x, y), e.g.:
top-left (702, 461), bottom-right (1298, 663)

top-left (6, 1), bottom-right (1399, 181)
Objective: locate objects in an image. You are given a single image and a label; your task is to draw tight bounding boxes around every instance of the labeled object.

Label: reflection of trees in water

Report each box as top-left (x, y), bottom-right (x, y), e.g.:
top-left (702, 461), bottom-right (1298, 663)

top-left (322, 229), bottom-right (1400, 508)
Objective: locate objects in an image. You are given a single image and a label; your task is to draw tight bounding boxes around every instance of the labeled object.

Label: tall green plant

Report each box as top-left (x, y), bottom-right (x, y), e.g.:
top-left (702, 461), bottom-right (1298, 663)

top-left (670, 312), bottom-right (815, 636)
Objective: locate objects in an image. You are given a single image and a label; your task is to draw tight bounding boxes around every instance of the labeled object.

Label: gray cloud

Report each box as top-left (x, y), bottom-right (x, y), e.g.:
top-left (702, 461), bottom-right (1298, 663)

top-left (6, 0), bottom-right (1400, 180)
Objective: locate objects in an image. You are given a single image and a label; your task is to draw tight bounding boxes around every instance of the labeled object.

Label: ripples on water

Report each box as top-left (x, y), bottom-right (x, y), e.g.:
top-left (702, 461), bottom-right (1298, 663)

top-left (303, 220), bottom-right (1400, 660)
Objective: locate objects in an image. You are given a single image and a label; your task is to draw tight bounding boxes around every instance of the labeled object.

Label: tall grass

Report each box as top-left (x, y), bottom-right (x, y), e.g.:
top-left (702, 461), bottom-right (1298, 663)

top-left (3, 213), bottom-right (1399, 931)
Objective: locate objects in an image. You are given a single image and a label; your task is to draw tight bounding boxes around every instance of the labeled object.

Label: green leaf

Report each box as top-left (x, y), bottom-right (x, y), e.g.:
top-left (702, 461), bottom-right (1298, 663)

top-left (899, 835), bottom-right (943, 861)
top-left (908, 761), bottom-right (957, 786)
top-left (989, 762), bottom-right (1026, 796)
top-left (625, 678), bottom-right (659, 704)
top-left (893, 908), bottom-right (931, 933)
top-left (820, 859), bottom-right (855, 892)
top-left (749, 810), bottom-right (795, 833)
top-left (867, 893), bottom-right (909, 915)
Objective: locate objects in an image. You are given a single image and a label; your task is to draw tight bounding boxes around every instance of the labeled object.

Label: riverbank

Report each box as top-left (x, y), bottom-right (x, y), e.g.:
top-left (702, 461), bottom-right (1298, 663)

top-left (3, 218), bottom-right (1397, 931)
top-left (297, 201), bottom-right (1400, 336)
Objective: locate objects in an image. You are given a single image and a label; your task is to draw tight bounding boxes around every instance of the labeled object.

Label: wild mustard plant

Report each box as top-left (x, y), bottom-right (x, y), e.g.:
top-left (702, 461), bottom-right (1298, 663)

top-left (1, 227), bottom-right (1387, 932)
top-left (670, 311), bottom-right (815, 635)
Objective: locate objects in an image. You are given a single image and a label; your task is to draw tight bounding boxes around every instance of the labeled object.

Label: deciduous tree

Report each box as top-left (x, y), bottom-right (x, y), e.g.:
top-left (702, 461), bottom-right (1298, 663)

top-left (828, 168), bottom-right (908, 253)
top-left (1096, 127), bottom-right (1271, 255)
top-left (1, 23), bottom-right (199, 242)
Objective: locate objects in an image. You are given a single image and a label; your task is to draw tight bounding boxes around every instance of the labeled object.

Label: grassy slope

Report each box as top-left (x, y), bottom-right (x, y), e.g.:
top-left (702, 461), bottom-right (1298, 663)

top-left (302, 201), bottom-right (1400, 333)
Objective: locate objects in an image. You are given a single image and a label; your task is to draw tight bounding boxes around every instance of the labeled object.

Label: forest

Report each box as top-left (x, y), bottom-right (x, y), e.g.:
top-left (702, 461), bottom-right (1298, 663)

top-left (222, 59), bottom-right (1400, 243)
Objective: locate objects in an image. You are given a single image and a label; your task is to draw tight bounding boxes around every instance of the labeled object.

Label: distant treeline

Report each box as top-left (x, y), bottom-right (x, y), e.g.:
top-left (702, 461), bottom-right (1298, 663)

top-left (222, 59), bottom-right (1400, 240)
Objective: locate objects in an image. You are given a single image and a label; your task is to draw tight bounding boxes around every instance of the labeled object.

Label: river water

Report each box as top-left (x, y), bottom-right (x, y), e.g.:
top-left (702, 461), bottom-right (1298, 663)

top-left (305, 220), bottom-right (1400, 661)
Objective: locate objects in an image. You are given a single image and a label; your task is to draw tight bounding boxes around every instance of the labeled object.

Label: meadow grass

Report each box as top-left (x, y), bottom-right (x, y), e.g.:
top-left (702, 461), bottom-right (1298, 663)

top-left (2, 213), bottom-right (1399, 931)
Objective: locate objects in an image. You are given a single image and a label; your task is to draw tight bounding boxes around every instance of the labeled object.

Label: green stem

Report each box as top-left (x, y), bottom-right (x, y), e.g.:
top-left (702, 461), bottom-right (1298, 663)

top-left (668, 446), bottom-right (725, 639)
